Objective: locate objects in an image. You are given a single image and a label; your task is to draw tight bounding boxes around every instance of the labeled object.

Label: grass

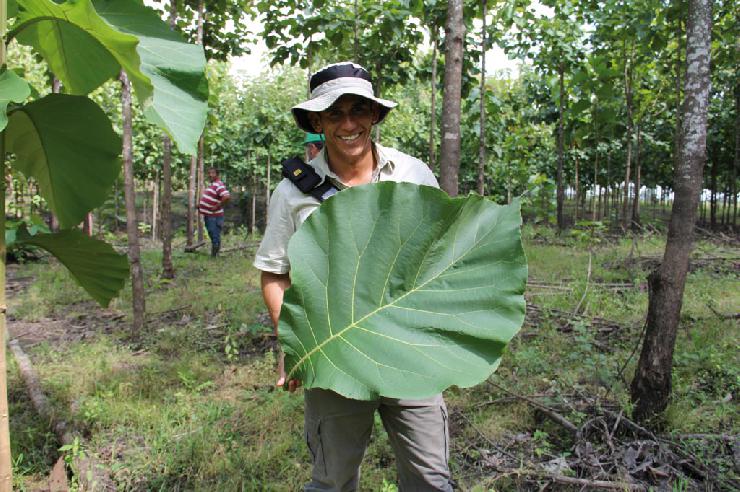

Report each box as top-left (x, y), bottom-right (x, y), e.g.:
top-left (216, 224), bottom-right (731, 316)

top-left (7, 226), bottom-right (739, 490)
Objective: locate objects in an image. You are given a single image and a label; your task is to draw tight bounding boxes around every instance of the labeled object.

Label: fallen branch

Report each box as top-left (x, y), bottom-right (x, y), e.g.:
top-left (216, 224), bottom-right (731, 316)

top-left (9, 340), bottom-right (115, 490)
top-left (184, 241), bottom-right (206, 252)
top-left (486, 380), bottom-right (577, 435)
top-left (509, 469), bottom-right (647, 491)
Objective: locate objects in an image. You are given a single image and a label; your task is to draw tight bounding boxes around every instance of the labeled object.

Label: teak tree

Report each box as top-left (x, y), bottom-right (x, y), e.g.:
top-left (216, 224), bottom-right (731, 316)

top-left (630, 0), bottom-right (712, 421)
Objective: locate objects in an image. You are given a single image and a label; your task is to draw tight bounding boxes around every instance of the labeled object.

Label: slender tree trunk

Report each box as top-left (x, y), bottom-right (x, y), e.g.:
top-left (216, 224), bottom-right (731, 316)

top-left (265, 153), bottom-right (271, 224)
top-left (353, 0), bottom-right (359, 60)
top-left (120, 71), bottom-right (146, 334)
top-left (197, 136), bottom-right (204, 243)
top-left (50, 77), bottom-right (61, 232)
top-left (439, 0), bottom-right (464, 196)
top-left (250, 180), bottom-right (257, 235)
top-left (574, 151), bottom-right (579, 222)
top-left (152, 172), bottom-right (159, 241)
top-left (187, 154), bottom-right (196, 246)
top-left (710, 143), bottom-right (718, 229)
top-left (604, 151), bottom-right (611, 220)
top-left (631, 0), bottom-right (712, 421)
top-left (429, 26), bottom-right (438, 171)
top-left (160, 0), bottom-right (176, 278)
top-left (593, 143), bottom-right (600, 221)
top-left (477, 0), bottom-right (487, 196)
top-left (195, 0), bottom-right (205, 244)
top-left (0, 2), bottom-right (13, 479)
top-left (733, 81), bottom-right (738, 227)
top-left (556, 63), bottom-right (566, 231)
top-left (82, 213), bottom-right (93, 237)
top-left (374, 61), bottom-right (383, 143)
top-left (622, 48), bottom-right (634, 229)
top-left (161, 136), bottom-right (175, 278)
top-left (631, 125), bottom-right (642, 228)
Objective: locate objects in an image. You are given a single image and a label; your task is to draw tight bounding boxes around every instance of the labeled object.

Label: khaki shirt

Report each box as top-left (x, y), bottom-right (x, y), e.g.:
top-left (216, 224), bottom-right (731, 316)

top-left (254, 143), bottom-right (439, 274)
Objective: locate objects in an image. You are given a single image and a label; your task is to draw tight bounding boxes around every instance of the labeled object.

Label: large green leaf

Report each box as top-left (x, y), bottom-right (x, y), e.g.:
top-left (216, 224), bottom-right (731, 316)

top-left (12, 0), bottom-right (207, 154)
top-left (281, 183), bottom-right (527, 400)
top-left (92, 0), bottom-right (208, 155)
top-left (5, 94), bottom-right (121, 228)
top-left (15, 225), bottom-right (129, 307)
top-left (0, 69), bottom-right (31, 131)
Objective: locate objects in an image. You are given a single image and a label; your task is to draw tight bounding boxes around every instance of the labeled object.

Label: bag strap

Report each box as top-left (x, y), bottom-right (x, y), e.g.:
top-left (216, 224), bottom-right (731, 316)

top-left (281, 157), bottom-right (339, 202)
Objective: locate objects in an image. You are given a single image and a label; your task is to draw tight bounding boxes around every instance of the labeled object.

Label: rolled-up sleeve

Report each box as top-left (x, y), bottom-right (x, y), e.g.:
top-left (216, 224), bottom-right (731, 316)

top-left (253, 182), bottom-right (296, 274)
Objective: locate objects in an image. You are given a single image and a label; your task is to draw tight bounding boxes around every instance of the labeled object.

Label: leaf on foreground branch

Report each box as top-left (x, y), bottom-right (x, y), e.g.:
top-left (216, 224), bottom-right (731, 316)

top-left (15, 225), bottom-right (129, 307)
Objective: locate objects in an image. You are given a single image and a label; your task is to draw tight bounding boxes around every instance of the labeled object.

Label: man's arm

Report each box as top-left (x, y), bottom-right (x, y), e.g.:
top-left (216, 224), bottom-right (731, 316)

top-left (261, 270), bottom-right (291, 329)
top-left (260, 271), bottom-right (300, 391)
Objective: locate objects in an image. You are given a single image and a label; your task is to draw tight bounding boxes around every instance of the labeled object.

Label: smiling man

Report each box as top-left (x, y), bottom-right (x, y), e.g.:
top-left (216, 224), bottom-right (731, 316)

top-left (253, 62), bottom-right (452, 491)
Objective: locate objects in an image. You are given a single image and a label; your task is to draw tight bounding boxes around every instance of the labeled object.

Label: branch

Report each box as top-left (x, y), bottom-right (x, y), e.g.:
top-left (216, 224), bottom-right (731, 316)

top-left (486, 380), bottom-right (577, 435)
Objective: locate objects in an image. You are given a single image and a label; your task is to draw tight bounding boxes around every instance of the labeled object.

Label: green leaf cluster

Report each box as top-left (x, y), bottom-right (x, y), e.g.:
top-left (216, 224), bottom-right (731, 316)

top-left (3, 0), bottom-right (208, 306)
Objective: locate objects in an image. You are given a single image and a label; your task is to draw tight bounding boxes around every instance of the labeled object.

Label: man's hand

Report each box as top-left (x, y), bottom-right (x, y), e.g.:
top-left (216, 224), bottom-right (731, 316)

top-left (276, 349), bottom-right (302, 392)
top-left (260, 271), bottom-right (301, 392)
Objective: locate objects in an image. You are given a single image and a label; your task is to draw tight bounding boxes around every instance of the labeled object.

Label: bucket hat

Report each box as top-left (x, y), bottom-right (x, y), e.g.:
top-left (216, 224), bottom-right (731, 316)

top-left (292, 62), bottom-right (397, 133)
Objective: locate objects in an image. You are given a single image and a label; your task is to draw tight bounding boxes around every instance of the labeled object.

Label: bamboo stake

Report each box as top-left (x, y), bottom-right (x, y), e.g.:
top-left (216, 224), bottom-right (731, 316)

top-left (0, 0), bottom-right (14, 484)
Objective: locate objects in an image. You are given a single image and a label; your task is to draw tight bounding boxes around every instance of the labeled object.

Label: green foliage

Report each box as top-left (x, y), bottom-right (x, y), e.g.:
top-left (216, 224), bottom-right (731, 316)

top-left (0, 69), bottom-right (31, 131)
top-left (281, 183), bottom-right (527, 399)
top-left (14, 225), bottom-right (129, 307)
top-left (6, 94), bottom-right (121, 228)
top-left (3, 0), bottom-right (209, 310)
top-left (12, 0), bottom-right (208, 154)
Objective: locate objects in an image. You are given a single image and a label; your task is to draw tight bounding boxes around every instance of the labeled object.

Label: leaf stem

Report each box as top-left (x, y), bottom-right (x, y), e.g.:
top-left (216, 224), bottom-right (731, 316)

top-left (6, 17), bottom-right (64, 44)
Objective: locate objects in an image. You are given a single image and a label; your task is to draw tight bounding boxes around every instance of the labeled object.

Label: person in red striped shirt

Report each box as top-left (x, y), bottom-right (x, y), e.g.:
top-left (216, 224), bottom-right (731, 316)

top-left (198, 167), bottom-right (230, 256)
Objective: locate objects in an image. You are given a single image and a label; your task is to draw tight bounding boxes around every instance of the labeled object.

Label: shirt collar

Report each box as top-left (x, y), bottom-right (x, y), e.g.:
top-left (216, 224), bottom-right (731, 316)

top-left (310, 143), bottom-right (396, 188)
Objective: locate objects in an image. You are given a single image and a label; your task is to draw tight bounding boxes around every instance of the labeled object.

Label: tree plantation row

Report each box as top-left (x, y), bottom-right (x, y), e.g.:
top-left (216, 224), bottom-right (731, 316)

top-left (8, 0), bottom-right (738, 243)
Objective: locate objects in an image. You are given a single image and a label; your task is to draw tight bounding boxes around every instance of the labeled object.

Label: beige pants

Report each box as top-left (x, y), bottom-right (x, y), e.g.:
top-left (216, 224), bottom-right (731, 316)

top-left (303, 389), bottom-right (453, 492)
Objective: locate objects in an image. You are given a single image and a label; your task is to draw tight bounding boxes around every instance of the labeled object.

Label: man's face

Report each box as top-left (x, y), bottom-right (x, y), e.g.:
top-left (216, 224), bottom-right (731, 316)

top-left (308, 95), bottom-right (379, 163)
top-left (208, 169), bottom-right (218, 181)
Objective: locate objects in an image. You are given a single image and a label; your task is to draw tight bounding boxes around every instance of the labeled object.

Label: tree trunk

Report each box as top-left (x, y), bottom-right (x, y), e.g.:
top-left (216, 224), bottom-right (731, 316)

top-left (161, 136), bottom-right (175, 279)
top-left (710, 143), bottom-right (718, 229)
top-left (195, 0), bottom-right (205, 244)
top-left (374, 61), bottom-right (383, 143)
top-left (187, 154), bottom-right (196, 247)
top-left (197, 136), bottom-right (205, 243)
top-left (265, 153), bottom-right (271, 224)
top-left (622, 48), bottom-right (634, 230)
top-left (120, 71), bottom-right (146, 334)
top-left (593, 143), bottom-right (600, 221)
top-left (733, 80), bottom-right (738, 228)
top-left (151, 172), bottom-right (159, 241)
top-left (438, 0), bottom-right (464, 196)
top-left (250, 180), bottom-right (257, 235)
top-left (429, 26), bottom-right (438, 171)
top-left (82, 213), bottom-right (94, 236)
top-left (49, 77), bottom-right (61, 232)
top-left (631, 0), bottom-right (712, 422)
top-left (353, 0), bottom-right (359, 60)
top-left (631, 125), bottom-right (642, 228)
top-left (556, 63), bottom-right (565, 231)
top-left (160, 0), bottom-right (176, 279)
top-left (477, 0), bottom-right (487, 196)
top-left (574, 151), bottom-right (579, 222)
